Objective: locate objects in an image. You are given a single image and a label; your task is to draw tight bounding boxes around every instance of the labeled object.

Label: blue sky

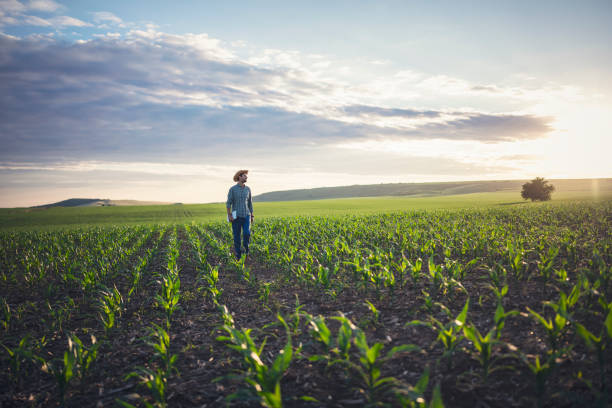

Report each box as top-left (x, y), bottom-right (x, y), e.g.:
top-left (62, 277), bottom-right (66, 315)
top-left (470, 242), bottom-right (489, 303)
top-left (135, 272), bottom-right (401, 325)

top-left (1, 0), bottom-right (611, 207)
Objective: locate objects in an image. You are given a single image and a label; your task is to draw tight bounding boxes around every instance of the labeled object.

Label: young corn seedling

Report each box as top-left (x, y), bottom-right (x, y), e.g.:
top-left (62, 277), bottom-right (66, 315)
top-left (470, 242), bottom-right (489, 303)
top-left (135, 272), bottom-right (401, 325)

top-left (391, 255), bottom-right (410, 288)
top-left (537, 246), bottom-right (559, 281)
top-left (395, 367), bottom-right (445, 408)
top-left (1, 296), bottom-right (10, 331)
top-left (217, 314), bottom-right (295, 408)
top-left (307, 314), bottom-right (333, 356)
top-left (155, 273), bottom-right (180, 328)
top-left (1, 335), bottom-right (43, 385)
top-left (505, 241), bottom-right (528, 280)
top-left (526, 283), bottom-right (580, 353)
top-left (350, 329), bottom-right (420, 406)
top-left (331, 314), bottom-right (358, 363)
top-left (493, 302), bottom-right (519, 340)
top-left (409, 258), bottom-right (423, 286)
top-left (41, 343), bottom-right (76, 406)
top-left (98, 285), bottom-right (124, 333)
top-left (67, 333), bottom-right (99, 381)
top-left (306, 313), bottom-right (356, 368)
top-left (574, 298), bottom-right (612, 403)
top-left (407, 298), bottom-right (469, 369)
top-left (258, 282), bottom-right (272, 306)
top-left (147, 324), bottom-right (178, 380)
top-left (46, 298), bottom-right (75, 334)
top-left (520, 352), bottom-right (557, 408)
top-left (462, 320), bottom-right (514, 382)
top-left (197, 263), bottom-right (222, 305)
top-left (123, 367), bottom-right (168, 408)
top-left (122, 325), bottom-right (178, 408)
top-left (363, 299), bottom-right (381, 328)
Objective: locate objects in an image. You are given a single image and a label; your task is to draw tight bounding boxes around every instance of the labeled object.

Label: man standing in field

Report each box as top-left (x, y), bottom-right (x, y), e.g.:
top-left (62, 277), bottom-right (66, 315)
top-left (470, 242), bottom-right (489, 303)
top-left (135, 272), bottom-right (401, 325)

top-left (226, 169), bottom-right (254, 260)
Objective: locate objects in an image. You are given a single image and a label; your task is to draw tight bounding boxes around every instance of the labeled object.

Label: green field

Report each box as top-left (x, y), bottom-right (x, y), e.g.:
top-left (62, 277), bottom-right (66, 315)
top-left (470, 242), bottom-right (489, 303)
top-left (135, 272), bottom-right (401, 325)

top-left (2, 190), bottom-right (611, 230)
top-left (1, 200), bottom-right (611, 407)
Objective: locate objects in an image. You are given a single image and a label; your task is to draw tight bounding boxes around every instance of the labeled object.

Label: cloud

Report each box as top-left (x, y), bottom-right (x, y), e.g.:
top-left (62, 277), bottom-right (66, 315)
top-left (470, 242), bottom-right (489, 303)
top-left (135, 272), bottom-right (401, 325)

top-left (418, 113), bottom-right (553, 142)
top-left (0, 31), bottom-right (555, 168)
top-left (21, 14), bottom-right (49, 25)
top-left (341, 105), bottom-right (441, 118)
top-left (0, 0), bottom-right (87, 27)
top-left (27, 0), bottom-right (61, 12)
top-left (92, 11), bottom-right (123, 25)
top-left (0, 0), bottom-right (27, 13)
top-left (49, 15), bottom-right (91, 27)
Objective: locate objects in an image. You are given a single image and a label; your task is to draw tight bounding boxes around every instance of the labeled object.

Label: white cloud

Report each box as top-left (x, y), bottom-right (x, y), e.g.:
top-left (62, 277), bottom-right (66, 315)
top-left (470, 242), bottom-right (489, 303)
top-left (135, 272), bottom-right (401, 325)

top-left (92, 11), bottom-right (123, 25)
top-left (27, 0), bottom-right (61, 12)
top-left (21, 13), bottom-right (49, 26)
top-left (49, 15), bottom-right (91, 27)
top-left (0, 0), bottom-right (26, 13)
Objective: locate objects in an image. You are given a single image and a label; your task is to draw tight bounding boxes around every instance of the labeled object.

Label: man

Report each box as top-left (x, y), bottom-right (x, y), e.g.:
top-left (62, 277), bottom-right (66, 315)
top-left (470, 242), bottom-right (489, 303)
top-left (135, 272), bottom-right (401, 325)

top-left (226, 169), bottom-right (254, 259)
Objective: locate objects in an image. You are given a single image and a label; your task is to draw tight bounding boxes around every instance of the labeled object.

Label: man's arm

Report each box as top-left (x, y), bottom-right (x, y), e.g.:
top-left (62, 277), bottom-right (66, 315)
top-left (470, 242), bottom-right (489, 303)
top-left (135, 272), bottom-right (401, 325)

top-left (248, 188), bottom-right (254, 220)
top-left (226, 188), bottom-right (234, 221)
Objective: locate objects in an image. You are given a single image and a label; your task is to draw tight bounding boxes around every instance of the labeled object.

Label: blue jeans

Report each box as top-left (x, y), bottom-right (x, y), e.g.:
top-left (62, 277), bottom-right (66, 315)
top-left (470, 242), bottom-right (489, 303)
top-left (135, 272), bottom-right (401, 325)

top-left (231, 216), bottom-right (251, 258)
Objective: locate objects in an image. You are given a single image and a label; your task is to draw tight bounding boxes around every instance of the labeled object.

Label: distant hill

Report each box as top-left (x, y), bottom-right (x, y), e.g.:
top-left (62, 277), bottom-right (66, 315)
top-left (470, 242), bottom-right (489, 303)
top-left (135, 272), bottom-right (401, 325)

top-left (33, 198), bottom-right (174, 208)
top-left (254, 178), bottom-right (612, 202)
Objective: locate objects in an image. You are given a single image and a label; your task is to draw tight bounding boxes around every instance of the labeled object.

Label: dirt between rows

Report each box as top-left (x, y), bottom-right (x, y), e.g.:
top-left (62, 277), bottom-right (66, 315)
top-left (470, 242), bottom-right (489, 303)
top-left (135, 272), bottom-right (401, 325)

top-left (1, 226), bottom-right (607, 407)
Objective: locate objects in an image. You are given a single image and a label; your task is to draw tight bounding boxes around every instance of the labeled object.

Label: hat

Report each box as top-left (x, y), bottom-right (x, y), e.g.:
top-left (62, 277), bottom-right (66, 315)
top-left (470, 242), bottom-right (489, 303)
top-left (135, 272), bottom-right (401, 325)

top-left (233, 169), bottom-right (248, 182)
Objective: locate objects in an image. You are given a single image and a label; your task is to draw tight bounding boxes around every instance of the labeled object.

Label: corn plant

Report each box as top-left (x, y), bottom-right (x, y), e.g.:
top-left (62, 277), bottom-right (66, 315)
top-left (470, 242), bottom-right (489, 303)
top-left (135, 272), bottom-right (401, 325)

top-left (155, 273), bottom-right (180, 327)
top-left (196, 261), bottom-right (222, 305)
top-left (123, 367), bottom-right (168, 408)
top-left (409, 258), bottom-right (423, 286)
top-left (122, 325), bottom-right (178, 408)
top-left (306, 313), bottom-right (357, 366)
top-left (574, 298), bottom-right (612, 402)
top-left (493, 303), bottom-right (519, 340)
top-left (391, 255), bottom-right (410, 288)
top-left (258, 282), bottom-right (272, 305)
top-left (363, 299), bottom-right (381, 327)
top-left (520, 352), bottom-right (557, 408)
top-left (147, 324), bottom-right (178, 380)
top-left (395, 368), bottom-right (445, 408)
top-left (1, 335), bottom-right (44, 384)
top-left (349, 329), bottom-right (420, 405)
top-left (217, 313), bottom-right (295, 408)
top-left (505, 241), bottom-right (528, 280)
top-left (462, 320), bottom-right (514, 381)
top-left (67, 333), bottom-right (99, 381)
top-left (537, 246), bottom-right (559, 281)
top-left (1, 296), bottom-right (10, 331)
top-left (46, 297), bottom-right (75, 334)
top-left (526, 283), bottom-right (580, 353)
top-left (407, 298), bottom-right (469, 369)
top-left (98, 285), bottom-right (124, 333)
top-left (41, 346), bottom-right (75, 406)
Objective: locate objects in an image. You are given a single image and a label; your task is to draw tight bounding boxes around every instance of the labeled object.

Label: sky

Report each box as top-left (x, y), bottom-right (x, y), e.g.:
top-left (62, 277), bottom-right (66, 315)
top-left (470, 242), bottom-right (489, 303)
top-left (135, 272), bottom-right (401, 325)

top-left (0, 0), bottom-right (611, 207)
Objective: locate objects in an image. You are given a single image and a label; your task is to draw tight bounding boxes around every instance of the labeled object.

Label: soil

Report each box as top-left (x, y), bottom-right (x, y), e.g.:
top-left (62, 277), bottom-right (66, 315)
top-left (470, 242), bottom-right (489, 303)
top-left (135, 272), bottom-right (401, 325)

top-left (0, 225), bottom-right (608, 407)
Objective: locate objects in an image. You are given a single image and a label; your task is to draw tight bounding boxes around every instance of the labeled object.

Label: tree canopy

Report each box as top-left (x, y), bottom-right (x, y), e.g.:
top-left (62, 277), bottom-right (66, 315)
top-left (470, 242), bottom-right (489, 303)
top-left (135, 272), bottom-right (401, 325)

top-left (521, 177), bottom-right (555, 201)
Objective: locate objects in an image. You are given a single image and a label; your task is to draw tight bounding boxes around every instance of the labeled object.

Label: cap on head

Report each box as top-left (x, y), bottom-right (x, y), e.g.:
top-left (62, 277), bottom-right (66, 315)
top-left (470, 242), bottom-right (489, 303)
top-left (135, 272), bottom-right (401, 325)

top-left (233, 169), bottom-right (248, 182)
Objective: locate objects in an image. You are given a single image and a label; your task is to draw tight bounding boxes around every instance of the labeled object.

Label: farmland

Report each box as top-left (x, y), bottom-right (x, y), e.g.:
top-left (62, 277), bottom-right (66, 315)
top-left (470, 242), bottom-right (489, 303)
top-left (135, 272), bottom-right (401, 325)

top-left (1, 198), bottom-right (611, 407)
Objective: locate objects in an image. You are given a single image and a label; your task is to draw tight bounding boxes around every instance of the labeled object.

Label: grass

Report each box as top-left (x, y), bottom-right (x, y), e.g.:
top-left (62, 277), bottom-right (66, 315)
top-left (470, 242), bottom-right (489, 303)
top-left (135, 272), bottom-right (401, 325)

top-left (1, 190), bottom-right (610, 231)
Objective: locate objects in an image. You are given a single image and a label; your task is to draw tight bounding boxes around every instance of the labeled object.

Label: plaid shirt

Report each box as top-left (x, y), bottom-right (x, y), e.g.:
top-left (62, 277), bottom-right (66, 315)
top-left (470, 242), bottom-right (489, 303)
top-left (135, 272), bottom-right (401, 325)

top-left (226, 184), bottom-right (253, 218)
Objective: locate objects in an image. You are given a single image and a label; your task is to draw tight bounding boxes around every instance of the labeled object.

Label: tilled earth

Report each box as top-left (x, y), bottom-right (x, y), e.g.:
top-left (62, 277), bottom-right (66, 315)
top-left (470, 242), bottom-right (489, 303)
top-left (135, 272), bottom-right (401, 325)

top-left (0, 226), bottom-right (607, 407)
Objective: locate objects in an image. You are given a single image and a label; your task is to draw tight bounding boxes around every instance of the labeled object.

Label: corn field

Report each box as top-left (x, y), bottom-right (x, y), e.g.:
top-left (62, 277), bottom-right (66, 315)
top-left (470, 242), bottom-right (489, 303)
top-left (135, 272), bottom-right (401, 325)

top-left (1, 201), bottom-right (611, 407)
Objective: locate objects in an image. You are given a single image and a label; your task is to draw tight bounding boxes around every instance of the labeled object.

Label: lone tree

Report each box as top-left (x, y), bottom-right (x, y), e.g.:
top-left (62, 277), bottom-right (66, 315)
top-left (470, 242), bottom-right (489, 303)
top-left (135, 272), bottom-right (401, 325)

top-left (521, 177), bottom-right (555, 201)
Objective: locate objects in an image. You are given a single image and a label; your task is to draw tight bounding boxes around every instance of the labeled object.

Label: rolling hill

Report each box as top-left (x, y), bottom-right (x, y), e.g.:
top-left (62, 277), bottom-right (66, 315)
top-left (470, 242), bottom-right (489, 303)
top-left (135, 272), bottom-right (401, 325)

top-left (254, 178), bottom-right (612, 202)
top-left (33, 198), bottom-right (175, 208)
